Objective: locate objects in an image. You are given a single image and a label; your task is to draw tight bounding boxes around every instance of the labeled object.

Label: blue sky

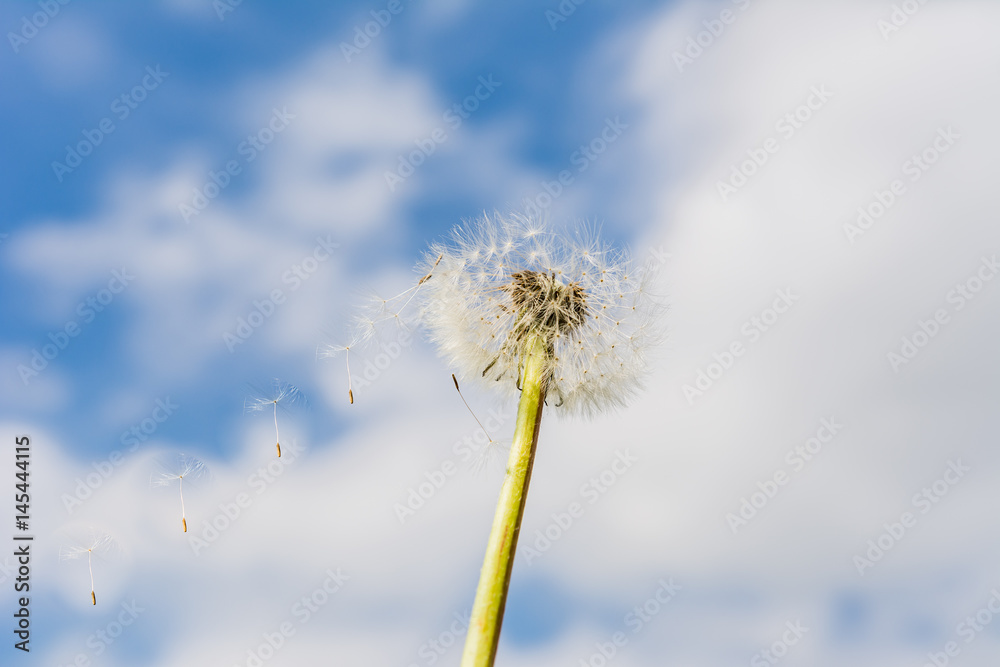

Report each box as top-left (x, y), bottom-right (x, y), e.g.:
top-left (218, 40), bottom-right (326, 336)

top-left (3, 1), bottom-right (1000, 666)
top-left (1, 0), bottom-right (658, 462)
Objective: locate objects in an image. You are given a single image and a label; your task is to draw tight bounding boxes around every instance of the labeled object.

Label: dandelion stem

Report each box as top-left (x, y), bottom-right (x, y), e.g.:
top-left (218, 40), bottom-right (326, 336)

top-left (461, 334), bottom-right (548, 667)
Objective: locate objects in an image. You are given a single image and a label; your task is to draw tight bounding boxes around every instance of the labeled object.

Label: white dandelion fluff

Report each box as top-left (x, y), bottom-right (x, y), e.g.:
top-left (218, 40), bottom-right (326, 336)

top-left (151, 453), bottom-right (209, 533)
top-left (245, 380), bottom-right (304, 457)
top-left (399, 213), bottom-right (661, 415)
top-left (59, 531), bottom-right (120, 605)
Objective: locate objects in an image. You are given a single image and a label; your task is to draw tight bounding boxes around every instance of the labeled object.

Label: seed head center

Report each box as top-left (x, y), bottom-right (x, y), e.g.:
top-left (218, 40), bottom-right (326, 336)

top-left (506, 270), bottom-right (588, 338)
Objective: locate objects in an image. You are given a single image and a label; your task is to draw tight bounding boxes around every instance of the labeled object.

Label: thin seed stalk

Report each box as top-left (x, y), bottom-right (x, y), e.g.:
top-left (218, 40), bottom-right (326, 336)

top-left (461, 334), bottom-right (549, 667)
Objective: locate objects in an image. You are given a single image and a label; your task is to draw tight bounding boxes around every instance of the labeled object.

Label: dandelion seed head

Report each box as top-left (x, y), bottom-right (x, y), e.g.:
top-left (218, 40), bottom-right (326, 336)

top-left (414, 213), bottom-right (663, 416)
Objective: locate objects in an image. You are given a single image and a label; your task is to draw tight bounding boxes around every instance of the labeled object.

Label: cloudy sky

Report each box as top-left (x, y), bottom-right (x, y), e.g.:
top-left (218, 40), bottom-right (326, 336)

top-left (2, 1), bottom-right (999, 665)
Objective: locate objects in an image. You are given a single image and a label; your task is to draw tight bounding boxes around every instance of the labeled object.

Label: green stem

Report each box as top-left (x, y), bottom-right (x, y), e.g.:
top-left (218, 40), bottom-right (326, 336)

top-left (461, 335), bottom-right (549, 667)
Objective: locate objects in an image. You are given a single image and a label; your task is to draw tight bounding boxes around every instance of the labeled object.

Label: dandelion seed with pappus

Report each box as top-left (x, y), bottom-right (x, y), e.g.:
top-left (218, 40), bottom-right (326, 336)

top-left (345, 213), bottom-right (662, 666)
top-left (245, 380), bottom-right (303, 457)
top-left (59, 531), bottom-right (120, 606)
top-left (152, 454), bottom-right (209, 533)
top-left (452, 373), bottom-right (508, 475)
top-left (322, 260), bottom-right (440, 404)
top-left (319, 335), bottom-right (361, 405)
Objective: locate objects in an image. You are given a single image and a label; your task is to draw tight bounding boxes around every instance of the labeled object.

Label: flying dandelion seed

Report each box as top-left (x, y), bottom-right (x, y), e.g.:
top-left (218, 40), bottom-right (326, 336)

top-left (399, 253), bottom-right (442, 313)
top-left (451, 373), bottom-right (508, 474)
top-left (452, 373), bottom-right (495, 442)
top-left (245, 380), bottom-right (303, 457)
top-left (152, 454), bottom-right (208, 532)
top-left (320, 257), bottom-right (442, 404)
top-left (319, 336), bottom-right (360, 405)
top-left (59, 531), bottom-right (119, 605)
top-left (345, 213), bottom-right (662, 667)
top-left (365, 254), bottom-right (443, 334)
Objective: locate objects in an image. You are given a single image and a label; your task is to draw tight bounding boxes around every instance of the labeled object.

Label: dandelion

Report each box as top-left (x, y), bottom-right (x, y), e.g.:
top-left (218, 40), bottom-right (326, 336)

top-left (152, 454), bottom-right (208, 532)
top-left (245, 380), bottom-right (303, 457)
top-left (353, 213), bottom-right (662, 666)
top-left (59, 531), bottom-right (119, 605)
top-left (409, 214), bottom-right (660, 416)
